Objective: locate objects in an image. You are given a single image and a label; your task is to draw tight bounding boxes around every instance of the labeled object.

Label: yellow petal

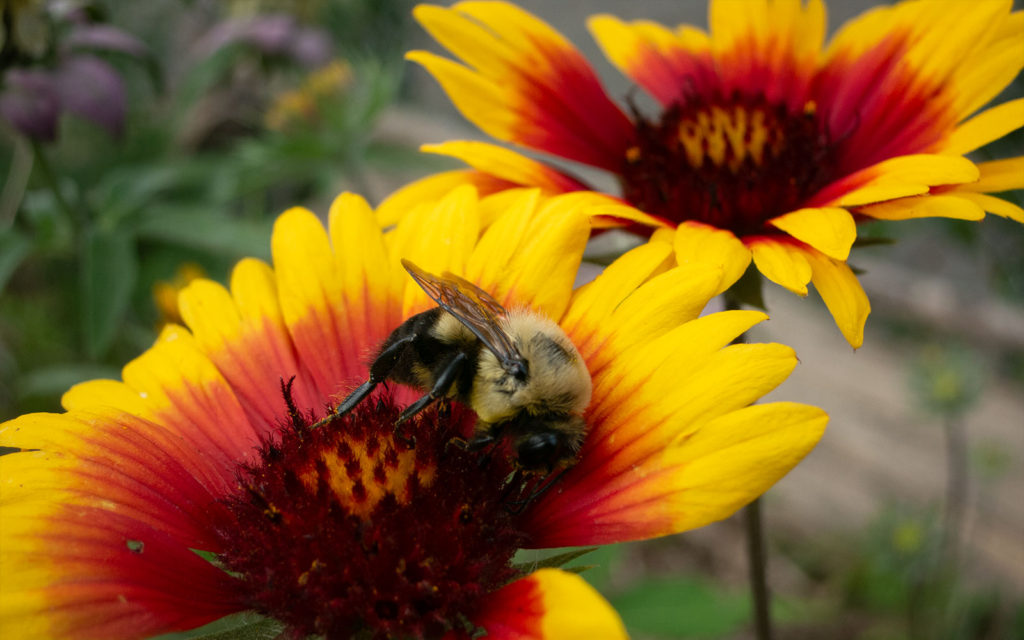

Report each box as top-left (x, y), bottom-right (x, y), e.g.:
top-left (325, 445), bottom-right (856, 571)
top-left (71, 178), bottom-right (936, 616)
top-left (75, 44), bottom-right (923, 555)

top-left (596, 264), bottom-right (725, 370)
top-left (630, 310), bottom-right (770, 384)
top-left (961, 157), bottom-right (1024, 193)
top-left (663, 402), bottom-right (828, 531)
top-left (943, 98), bottom-right (1024, 155)
top-left (389, 184), bottom-right (481, 316)
top-left (586, 341), bottom-right (800, 495)
top-left (62, 378), bottom-right (146, 415)
top-left (805, 249), bottom-right (871, 349)
top-left (562, 240), bottom-right (674, 346)
top-left (748, 238), bottom-right (813, 296)
top-left (467, 188), bottom-right (542, 291)
top-left (535, 569), bottom-right (628, 640)
top-left (950, 192), bottom-right (1024, 223)
top-left (423, 141), bottom-right (585, 193)
top-left (770, 207), bottom-right (856, 261)
top-left (478, 186), bottom-right (542, 229)
top-left (494, 193), bottom-right (592, 320)
top-left (406, 50), bottom-right (515, 142)
top-left (858, 194), bottom-right (985, 221)
top-left (375, 169), bottom-right (511, 228)
top-left (830, 155), bottom-right (980, 206)
top-left (178, 278), bottom-right (244, 357)
top-left (673, 221), bottom-right (752, 295)
top-left (952, 31), bottom-right (1024, 122)
top-left (329, 192), bottom-right (404, 340)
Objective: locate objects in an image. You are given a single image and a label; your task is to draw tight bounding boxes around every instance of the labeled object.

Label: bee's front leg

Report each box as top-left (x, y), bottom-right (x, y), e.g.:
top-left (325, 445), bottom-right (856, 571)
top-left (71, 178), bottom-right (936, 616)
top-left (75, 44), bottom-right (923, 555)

top-left (312, 334), bottom-right (418, 430)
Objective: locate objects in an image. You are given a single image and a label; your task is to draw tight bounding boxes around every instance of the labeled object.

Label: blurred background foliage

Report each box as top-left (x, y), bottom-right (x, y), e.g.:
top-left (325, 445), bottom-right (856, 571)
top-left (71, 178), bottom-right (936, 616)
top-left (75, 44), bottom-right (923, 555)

top-left (1, 0), bottom-right (420, 414)
top-left (1, 1), bottom-right (1023, 639)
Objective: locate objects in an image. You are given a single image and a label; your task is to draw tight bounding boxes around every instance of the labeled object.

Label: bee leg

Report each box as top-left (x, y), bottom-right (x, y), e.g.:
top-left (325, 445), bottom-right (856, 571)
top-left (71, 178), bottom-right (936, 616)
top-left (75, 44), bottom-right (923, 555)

top-left (312, 335), bottom-right (418, 429)
top-left (395, 352), bottom-right (469, 425)
top-left (466, 433), bottom-right (497, 451)
top-left (505, 469), bottom-right (567, 515)
top-left (466, 433), bottom-right (499, 468)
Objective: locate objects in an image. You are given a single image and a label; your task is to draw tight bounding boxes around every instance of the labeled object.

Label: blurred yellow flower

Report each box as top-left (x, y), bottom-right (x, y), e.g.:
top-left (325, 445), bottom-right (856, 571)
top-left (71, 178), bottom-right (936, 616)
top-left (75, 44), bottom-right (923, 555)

top-left (264, 59), bottom-right (352, 131)
top-left (152, 262), bottom-right (206, 326)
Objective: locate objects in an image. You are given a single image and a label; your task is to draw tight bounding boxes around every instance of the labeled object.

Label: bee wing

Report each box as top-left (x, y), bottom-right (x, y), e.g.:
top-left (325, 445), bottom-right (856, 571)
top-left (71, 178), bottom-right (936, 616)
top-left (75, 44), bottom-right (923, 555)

top-left (402, 259), bottom-right (526, 372)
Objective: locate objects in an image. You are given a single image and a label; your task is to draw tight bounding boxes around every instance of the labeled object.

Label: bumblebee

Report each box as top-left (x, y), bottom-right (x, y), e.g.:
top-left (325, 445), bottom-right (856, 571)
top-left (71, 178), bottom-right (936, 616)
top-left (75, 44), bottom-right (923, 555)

top-left (330, 260), bottom-right (592, 473)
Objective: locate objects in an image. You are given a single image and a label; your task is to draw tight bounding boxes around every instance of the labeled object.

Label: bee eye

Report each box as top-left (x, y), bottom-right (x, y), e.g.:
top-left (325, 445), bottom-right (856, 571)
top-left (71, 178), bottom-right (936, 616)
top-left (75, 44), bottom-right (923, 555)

top-left (517, 432), bottom-right (560, 470)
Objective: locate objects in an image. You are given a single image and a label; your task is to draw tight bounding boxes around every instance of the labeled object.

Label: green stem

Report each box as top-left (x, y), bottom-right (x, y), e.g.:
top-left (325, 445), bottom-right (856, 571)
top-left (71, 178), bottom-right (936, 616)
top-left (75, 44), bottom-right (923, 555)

top-left (30, 141), bottom-right (79, 229)
top-left (724, 292), bottom-right (773, 640)
top-left (942, 414), bottom-right (967, 565)
top-left (0, 135), bottom-right (33, 229)
top-left (745, 497), bottom-right (772, 640)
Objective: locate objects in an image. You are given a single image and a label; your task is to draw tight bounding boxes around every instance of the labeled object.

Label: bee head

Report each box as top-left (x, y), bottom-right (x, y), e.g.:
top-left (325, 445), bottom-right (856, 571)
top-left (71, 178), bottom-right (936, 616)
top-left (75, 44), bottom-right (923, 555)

top-left (513, 414), bottom-right (586, 473)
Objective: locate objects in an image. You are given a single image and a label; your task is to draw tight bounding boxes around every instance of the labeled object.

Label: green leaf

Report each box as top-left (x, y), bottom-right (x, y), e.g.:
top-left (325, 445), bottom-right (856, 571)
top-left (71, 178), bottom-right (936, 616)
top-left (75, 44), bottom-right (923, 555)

top-left (80, 228), bottom-right (137, 360)
top-left (134, 207), bottom-right (273, 260)
top-left (151, 613), bottom-right (284, 640)
top-left (725, 263), bottom-right (766, 312)
top-left (611, 577), bottom-right (750, 639)
top-left (0, 229), bottom-right (32, 296)
top-left (511, 547), bottom-right (598, 575)
top-left (852, 235), bottom-right (896, 248)
top-left (18, 363), bottom-right (121, 399)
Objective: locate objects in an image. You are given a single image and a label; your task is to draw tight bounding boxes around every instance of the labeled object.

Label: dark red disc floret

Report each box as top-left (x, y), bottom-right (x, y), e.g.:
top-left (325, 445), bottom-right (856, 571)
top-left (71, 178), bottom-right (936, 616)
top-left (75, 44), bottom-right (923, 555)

top-left (215, 395), bottom-right (531, 640)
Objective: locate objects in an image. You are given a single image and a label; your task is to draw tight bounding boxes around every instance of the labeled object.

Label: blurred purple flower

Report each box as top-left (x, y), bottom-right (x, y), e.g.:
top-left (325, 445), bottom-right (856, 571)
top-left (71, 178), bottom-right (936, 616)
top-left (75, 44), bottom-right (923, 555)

top-left (64, 24), bottom-right (149, 59)
top-left (288, 27), bottom-right (332, 68)
top-left (54, 56), bottom-right (126, 138)
top-left (0, 17), bottom-right (146, 142)
top-left (196, 14), bottom-right (333, 68)
top-left (0, 69), bottom-right (61, 141)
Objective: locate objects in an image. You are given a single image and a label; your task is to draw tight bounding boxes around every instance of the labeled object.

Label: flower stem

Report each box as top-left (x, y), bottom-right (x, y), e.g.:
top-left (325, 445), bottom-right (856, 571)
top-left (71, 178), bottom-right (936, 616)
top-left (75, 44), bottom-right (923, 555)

top-left (942, 414), bottom-right (967, 563)
top-left (724, 292), bottom-right (773, 640)
top-left (745, 497), bottom-right (772, 640)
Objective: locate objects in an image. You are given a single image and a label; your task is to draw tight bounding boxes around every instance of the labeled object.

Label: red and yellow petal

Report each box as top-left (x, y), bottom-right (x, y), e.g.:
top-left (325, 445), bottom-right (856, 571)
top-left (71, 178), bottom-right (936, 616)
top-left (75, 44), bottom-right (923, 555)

top-left (811, 154), bottom-right (980, 208)
top-left (818, 0), bottom-right (1019, 170)
top-left (466, 569), bottom-right (626, 640)
top-left (67, 327), bottom-right (263, 482)
top-left (1, 320), bottom-right (274, 637)
top-left (410, 2), bottom-right (634, 172)
top-left (588, 14), bottom-right (715, 107)
top-left (178, 260), bottom-right (320, 428)
top-left (328, 192), bottom-right (406, 359)
top-left (1, 410), bottom-right (245, 639)
top-left (709, 0), bottom-right (825, 110)
top-left (527, 270), bottom-right (827, 544)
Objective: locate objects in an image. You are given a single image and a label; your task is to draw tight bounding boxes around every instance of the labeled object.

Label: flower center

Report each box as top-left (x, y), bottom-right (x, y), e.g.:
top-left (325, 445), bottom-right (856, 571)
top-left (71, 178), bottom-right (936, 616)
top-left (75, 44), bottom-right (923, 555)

top-left (620, 94), bottom-right (839, 236)
top-left (216, 392), bottom-right (530, 639)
